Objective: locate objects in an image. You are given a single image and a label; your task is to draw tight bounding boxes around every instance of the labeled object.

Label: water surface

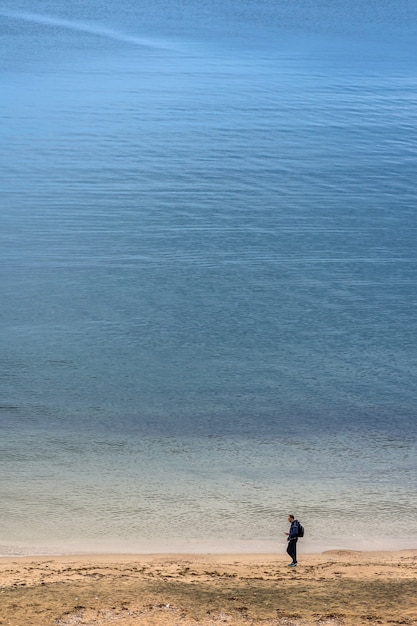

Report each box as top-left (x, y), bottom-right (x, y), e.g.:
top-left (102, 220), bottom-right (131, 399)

top-left (1, 0), bottom-right (417, 554)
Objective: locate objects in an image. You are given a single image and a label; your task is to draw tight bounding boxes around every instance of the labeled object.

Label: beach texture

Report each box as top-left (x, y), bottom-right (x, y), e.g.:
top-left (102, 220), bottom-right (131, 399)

top-left (1, 550), bottom-right (416, 625)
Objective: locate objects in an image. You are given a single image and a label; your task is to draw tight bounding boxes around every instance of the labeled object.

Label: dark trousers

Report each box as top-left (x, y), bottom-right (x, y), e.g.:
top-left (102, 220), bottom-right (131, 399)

top-left (286, 538), bottom-right (298, 563)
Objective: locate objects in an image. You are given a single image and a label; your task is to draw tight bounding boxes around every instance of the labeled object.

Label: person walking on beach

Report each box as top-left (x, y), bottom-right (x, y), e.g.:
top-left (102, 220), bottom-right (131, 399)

top-left (285, 514), bottom-right (299, 567)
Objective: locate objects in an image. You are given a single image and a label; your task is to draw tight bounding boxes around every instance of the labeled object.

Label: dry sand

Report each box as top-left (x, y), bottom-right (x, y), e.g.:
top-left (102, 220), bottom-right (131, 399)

top-left (1, 550), bottom-right (416, 625)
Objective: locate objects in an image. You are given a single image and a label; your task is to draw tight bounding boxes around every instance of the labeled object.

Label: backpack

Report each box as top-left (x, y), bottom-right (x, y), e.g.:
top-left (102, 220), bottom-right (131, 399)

top-left (297, 521), bottom-right (304, 538)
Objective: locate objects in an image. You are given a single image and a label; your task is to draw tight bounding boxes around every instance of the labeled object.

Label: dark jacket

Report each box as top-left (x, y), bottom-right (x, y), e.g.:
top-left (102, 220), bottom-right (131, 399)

top-left (288, 520), bottom-right (299, 540)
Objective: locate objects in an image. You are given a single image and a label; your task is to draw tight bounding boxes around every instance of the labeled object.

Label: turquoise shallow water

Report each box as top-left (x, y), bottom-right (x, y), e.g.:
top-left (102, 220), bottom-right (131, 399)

top-left (1, 0), bottom-right (417, 554)
top-left (1, 429), bottom-right (416, 554)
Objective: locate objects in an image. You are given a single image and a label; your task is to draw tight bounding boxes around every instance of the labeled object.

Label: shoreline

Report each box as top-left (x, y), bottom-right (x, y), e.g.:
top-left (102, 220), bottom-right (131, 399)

top-left (1, 549), bottom-right (417, 625)
top-left (2, 535), bottom-right (417, 558)
top-left (1, 546), bottom-right (417, 560)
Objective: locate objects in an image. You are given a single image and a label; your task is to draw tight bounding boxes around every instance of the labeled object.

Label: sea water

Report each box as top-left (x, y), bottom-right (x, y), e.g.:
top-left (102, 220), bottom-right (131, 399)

top-left (1, 0), bottom-right (417, 555)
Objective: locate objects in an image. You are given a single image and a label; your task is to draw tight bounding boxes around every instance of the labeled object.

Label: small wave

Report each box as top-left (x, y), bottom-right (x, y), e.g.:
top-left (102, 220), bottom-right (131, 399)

top-left (1, 9), bottom-right (169, 49)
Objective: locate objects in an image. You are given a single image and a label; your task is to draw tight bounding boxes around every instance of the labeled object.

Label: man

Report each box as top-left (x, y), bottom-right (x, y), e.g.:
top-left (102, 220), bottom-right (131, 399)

top-left (285, 514), bottom-right (299, 567)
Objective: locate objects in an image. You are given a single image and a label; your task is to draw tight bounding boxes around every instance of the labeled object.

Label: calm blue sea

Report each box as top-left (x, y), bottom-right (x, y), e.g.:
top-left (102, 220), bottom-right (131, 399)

top-left (1, 0), bottom-right (417, 555)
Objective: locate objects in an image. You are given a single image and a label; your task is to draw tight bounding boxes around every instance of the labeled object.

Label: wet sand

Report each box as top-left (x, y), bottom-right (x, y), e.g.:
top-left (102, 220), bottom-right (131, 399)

top-left (1, 550), bottom-right (416, 625)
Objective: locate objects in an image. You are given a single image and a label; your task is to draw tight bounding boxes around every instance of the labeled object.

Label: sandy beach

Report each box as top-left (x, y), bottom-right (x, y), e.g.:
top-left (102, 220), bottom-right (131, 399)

top-left (1, 550), bottom-right (416, 625)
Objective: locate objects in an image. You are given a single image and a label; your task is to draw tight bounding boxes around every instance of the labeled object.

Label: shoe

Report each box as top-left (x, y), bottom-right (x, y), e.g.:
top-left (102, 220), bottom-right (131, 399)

top-left (288, 562), bottom-right (297, 567)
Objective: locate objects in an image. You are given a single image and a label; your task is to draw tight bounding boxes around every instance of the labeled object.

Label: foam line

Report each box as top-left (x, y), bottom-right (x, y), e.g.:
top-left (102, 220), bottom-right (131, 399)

top-left (1, 9), bottom-right (169, 48)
